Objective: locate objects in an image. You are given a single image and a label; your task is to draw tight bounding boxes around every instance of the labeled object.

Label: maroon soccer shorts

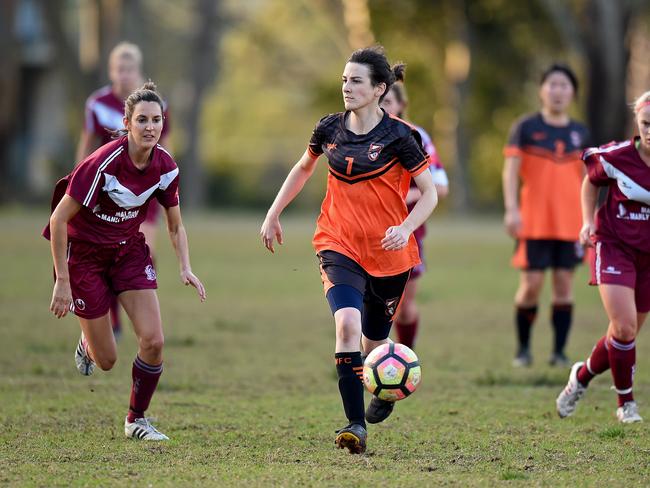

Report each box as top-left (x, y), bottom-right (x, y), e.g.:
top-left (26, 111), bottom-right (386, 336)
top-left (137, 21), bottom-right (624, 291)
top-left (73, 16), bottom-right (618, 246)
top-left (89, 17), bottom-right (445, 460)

top-left (65, 233), bottom-right (158, 319)
top-left (590, 239), bottom-right (650, 313)
top-left (410, 224), bottom-right (427, 280)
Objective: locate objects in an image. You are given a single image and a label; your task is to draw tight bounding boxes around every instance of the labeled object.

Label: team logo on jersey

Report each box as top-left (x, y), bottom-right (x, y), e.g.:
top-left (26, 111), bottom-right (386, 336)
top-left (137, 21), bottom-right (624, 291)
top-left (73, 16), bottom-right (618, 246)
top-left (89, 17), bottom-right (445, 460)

top-left (368, 143), bottom-right (384, 161)
top-left (532, 131), bottom-right (547, 141)
top-left (145, 265), bottom-right (157, 281)
top-left (385, 297), bottom-right (399, 317)
top-left (326, 142), bottom-right (337, 151)
top-left (74, 299), bottom-right (86, 311)
top-left (570, 130), bottom-right (582, 147)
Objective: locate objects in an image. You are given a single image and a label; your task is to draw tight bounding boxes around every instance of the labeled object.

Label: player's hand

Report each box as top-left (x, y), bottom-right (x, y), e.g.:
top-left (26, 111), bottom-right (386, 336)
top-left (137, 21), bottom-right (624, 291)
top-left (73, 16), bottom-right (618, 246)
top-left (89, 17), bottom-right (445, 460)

top-left (260, 214), bottom-right (283, 253)
top-left (579, 222), bottom-right (596, 248)
top-left (382, 225), bottom-right (410, 251)
top-left (50, 278), bottom-right (72, 318)
top-left (181, 269), bottom-right (206, 302)
top-left (504, 208), bottom-right (522, 238)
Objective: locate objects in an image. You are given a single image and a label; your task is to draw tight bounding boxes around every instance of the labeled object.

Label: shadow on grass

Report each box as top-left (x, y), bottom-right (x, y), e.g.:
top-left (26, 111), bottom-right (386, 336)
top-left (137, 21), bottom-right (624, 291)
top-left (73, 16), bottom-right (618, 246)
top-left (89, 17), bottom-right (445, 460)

top-left (474, 371), bottom-right (565, 387)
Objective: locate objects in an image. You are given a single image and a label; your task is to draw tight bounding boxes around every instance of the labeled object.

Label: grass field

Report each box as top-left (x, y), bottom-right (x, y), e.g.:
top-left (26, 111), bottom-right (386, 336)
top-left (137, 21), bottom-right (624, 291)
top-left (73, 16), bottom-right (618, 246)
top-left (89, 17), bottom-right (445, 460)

top-left (0, 209), bottom-right (648, 487)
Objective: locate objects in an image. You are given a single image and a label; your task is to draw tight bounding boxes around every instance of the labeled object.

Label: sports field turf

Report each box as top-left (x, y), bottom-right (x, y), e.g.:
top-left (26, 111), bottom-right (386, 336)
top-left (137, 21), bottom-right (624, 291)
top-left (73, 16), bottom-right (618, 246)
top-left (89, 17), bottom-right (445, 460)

top-left (0, 210), bottom-right (648, 486)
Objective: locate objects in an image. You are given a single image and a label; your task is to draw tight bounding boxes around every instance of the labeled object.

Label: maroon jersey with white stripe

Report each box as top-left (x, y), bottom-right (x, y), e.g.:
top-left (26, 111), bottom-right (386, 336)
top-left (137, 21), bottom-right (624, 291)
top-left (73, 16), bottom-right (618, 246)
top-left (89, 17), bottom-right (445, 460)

top-left (84, 85), bottom-right (170, 146)
top-left (583, 138), bottom-right (650, 252)
top-left (46, 137), bottom-right (179, 245)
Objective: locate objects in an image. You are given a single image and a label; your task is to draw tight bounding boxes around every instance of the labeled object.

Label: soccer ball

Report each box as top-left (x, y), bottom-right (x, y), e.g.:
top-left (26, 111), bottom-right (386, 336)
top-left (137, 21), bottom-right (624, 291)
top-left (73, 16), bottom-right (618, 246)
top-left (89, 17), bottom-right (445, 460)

top-left (363, 342), bottom-right (421, 401)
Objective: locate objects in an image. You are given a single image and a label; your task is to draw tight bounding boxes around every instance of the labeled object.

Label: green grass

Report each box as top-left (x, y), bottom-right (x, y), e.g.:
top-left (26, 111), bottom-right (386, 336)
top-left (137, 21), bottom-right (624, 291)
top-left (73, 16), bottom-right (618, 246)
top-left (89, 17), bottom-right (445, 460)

top-left (0, 209), bottom-right (648, 487)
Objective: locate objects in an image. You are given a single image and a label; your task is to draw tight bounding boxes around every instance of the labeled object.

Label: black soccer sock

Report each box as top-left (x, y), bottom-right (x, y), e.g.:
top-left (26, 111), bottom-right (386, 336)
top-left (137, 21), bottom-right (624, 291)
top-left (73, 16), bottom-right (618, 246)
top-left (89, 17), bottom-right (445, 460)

top-left (551, 303), bottom-right (573, 355)
top-left (335, 352), bottom-right (366, 428)
top-left (515, 305), bottom-right (538, 351)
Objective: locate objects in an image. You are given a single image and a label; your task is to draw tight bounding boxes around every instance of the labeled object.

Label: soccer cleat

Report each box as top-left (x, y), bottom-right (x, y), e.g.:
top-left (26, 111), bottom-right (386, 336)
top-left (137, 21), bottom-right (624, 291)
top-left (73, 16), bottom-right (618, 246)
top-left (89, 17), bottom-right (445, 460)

top-left (616, 401), bottom-right (643, 424)
top-left (124, 417), bottom-right (170, 440)
top-left (74, 333), bottom-right (95, 376)
top-left (556, 361), bottom-right (587, 418)
top-left (335, 423), bottom-right (367, 454)
top-left (365, 396), bottom-right (395, 424)
top-left (548, 352), bottom-right (570, 367)
top-left (512, 348), bottom-right (532, 368)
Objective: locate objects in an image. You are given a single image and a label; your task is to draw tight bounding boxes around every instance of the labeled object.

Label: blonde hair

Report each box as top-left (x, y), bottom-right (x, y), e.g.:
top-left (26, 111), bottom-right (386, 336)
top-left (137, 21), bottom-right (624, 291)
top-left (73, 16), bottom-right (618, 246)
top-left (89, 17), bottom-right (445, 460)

top-left (108, 42), bottom-right (142, 67)
top-left (632, 91), bottom-right (650, 113)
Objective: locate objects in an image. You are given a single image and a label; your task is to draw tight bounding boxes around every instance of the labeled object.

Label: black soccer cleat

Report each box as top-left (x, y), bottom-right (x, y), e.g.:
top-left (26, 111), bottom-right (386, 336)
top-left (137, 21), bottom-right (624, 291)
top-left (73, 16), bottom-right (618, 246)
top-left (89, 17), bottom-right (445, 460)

top-left (335, 423), bottom-right (367, 454)
top-left (365, 396), bottom-right (395, 424)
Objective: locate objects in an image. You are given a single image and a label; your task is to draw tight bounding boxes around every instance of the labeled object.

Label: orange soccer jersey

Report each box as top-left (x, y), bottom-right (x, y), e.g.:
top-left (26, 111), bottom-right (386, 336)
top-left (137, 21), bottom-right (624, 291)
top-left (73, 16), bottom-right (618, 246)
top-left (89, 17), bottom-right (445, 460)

top-left (503, 113), bottom-right (590, 241)
top-left (308, 111), bottom-right (430, 277)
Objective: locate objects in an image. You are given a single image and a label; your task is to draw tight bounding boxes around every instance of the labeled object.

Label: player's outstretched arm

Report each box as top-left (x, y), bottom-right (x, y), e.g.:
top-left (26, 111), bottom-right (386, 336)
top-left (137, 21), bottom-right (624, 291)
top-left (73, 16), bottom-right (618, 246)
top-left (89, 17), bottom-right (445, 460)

top-left (580, 175), bottom-right (598, 248)
top-left (502, 156), bottom-right (522, 238)
top-left (261, 150), bottom-right (319, 253)
top-left (382, 170), bottom-right (438, 251)
top-left (164, 205), bottom-right (206, 302)
top-left (49, 195), bottom-right (82, 318)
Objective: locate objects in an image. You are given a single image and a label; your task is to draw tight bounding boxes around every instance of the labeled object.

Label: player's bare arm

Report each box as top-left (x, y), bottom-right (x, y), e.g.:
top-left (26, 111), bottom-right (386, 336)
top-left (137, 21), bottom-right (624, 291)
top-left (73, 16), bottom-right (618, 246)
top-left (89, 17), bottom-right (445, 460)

top-left (261, 150), bottom-right (319, 253)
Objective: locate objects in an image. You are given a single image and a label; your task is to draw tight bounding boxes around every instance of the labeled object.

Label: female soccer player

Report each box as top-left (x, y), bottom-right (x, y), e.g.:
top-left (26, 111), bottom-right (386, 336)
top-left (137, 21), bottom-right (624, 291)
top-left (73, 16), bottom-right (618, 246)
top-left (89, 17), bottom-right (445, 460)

top-left (77, 42), bottom-right (171, 337)
top-left (556, 92), bottom-right (650, 423)
top-left (46, 82), bottom-right (206, 440)
top-left (380, 76), bottom-right (449, 350)
top-left (260, 46), bottom-right (438, 454)
top-left (502, 64), bottom-right (590, 367)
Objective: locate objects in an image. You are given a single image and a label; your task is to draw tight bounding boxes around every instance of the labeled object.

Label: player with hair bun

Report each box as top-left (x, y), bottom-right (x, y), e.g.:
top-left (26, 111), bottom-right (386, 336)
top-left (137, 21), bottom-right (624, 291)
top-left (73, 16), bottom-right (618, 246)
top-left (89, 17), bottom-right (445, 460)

top-left (380, 70), bottom-right (449, 350)
top-left (77, 42), bottom-right (172, 338)
top-left (261, 46), bottom-right (438, 454)
top-left (45, 81), bottom-right (205, 440)
top-left (556, 91), bottom-right (650, 423)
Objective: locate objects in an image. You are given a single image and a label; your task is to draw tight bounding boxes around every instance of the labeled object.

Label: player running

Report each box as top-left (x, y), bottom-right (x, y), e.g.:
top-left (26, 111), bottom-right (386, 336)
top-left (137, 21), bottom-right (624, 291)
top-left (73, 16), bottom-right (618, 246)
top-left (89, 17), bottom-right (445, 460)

top-left (261, 46), bottom-right (437, 454)
top-left (380, 73), bottom-right (449, 350)
top-left (77, 42), bottom-right (171, 338)
top-left (45, 82), bottom-right (205, 440)
top-left (556, 91), bottom-right (650, 423)
top-left (502, 64), bottom-right (590, 367)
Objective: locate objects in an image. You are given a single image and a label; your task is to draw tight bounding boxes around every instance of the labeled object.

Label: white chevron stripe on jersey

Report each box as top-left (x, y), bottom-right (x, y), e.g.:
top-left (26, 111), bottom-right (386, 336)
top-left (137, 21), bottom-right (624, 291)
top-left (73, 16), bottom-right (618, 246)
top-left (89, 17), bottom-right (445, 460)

top-left (102, 168), bottom-right (179, 210)
top-left (600, 156), bottom-right (650, 205)
top-left (82, 146), bottom-right (124, 207)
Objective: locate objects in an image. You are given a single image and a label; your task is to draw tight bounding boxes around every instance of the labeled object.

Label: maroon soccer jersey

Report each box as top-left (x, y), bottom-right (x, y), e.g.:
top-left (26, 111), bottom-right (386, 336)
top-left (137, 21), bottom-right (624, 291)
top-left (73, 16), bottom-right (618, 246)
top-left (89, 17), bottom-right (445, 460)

top-left (45, 137), bottom-right (179, 245)
top-left (84, 85), bottom-right (170, 146)
top-left (583, 138), bottom-right (650, 252)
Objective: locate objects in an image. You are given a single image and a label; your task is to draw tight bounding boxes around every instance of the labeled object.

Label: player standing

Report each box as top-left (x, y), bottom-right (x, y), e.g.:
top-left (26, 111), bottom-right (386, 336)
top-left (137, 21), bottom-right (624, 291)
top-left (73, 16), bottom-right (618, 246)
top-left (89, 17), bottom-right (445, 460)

top-left (77, 42), bottom-right (171, 337)
top-left (380, 75), bottom-right (449, 349)
top-left (502, 64), bottom-right (590, 367)
top-left (556, 92), bottom-right (650, 423)
top-left (46, 82), bottom-right (205, 440)
top-left (260, 46), bottom-right (437, 454)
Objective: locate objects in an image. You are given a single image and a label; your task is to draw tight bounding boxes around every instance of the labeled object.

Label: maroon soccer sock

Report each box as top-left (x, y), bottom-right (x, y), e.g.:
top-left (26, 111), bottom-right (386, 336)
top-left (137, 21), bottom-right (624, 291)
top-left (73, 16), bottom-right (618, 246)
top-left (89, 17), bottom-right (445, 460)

top-left (109, 295), bottom-right (122, 332)
top-left (127, 356), bottom-right (163, 422)
top-left (577, 335), bottom-right (609, 386)
top-left (394, 316), bottom-right (419, 349)
top-left (608, 336), bottom-right (636, 406)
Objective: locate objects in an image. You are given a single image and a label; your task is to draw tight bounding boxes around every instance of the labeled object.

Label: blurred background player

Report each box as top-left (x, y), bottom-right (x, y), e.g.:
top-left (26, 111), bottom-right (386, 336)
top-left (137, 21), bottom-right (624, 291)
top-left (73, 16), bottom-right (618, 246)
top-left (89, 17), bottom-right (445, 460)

top-left (76, 42), bottom-right (171, 338)
top-left (380, 72), bottom-right (449, 350)
top-left (502, 64), bottom-right (590, 367)
top-left (260, 46), bottom-right (437, 454)
top-left (46, 82), bottom-right (205, 440)
top-left (556, 91), bottom-right (650, 423)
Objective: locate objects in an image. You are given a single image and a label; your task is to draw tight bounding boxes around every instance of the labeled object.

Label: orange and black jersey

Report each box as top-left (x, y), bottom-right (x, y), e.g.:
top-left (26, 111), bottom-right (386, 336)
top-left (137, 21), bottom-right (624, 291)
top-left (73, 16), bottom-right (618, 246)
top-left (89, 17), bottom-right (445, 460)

top-left (308, 110), bottom-right (430, 277)
top-left (503, 113), bottom-right (590, 240)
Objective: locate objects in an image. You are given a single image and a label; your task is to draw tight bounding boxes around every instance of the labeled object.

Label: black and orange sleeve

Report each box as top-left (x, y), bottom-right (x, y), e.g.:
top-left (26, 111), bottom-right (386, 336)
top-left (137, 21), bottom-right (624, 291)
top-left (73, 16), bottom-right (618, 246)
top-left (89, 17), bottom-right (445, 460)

top-left (397, 131), bottom-right (430, 176)
top-left (503, 119), bottom-right (524, 158)
top-left (308, 117), bottom-right (327, 159)
top-left (582, 147), bottom-right (610, 186)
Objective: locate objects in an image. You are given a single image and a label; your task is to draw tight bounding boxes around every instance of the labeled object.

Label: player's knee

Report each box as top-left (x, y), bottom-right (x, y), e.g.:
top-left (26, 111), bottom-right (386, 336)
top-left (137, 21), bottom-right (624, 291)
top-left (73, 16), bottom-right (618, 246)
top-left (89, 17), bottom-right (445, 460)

top-left (96, 353), bottom-right (117, 371)
top-left (335, 314), bottom-right (361, 345)
top-left (397, 301), bottom-right (417, 323)
top-left (140, 334), bottom-right (165, 356)
top-left (611, 320), bottom-right (636, 341)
